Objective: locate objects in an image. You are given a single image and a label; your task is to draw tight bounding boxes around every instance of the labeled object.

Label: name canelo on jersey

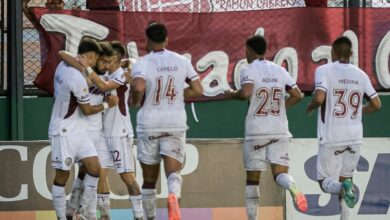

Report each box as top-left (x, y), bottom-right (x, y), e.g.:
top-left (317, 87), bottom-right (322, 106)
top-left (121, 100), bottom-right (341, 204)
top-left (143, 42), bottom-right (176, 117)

top-left (157, 66), bottom-right (178, 72)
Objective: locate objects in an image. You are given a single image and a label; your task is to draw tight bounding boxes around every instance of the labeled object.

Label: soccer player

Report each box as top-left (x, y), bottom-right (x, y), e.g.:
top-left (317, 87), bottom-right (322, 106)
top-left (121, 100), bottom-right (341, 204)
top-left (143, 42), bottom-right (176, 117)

top-left (306, 36), bottom-right (381, 220)
top-left (78, 41), bottom-right (144, 220)
top-left (59, 41), bottom-right (117, 220)
top-left (48, 38), bottom-right (118, 220)
top-left (131, 22), bottom-right (203, 220)
top-left (225, 35), bottom-right (308, 220)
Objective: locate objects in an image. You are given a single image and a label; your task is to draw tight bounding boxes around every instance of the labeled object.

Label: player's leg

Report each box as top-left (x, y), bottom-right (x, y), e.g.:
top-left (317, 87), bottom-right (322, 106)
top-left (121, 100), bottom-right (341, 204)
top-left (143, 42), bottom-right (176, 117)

top-left (97, 168), bottom-right (111, 220)
top-left (338, 144), bottom-right (360, 220)
top-left (243, 139), bottom-right (269, 220)
top-left (76, 156), bottom-right (100, 220)
top-left (271, 164), bottom-right (307, 212)
top-left (160, 132), bottom-right (186, 220)
top-left (66, 165), bottom-right (86, 219)
top-left (268, 138), bottom-right (308, 212)
top-left (317, 145), bottom-right (344, 194)
top-left (137, 132), bottom-right (161, 220)
top-left (97, 135), bottom-right (115, 220)
top-left (141, 162), bottom-right (160, 220)
top-left (245, 170), bottom-right (261, 220)
top-left (52, 169), bottom-right (71, 220)
top-left (50, 135), bottom-right (74, 220)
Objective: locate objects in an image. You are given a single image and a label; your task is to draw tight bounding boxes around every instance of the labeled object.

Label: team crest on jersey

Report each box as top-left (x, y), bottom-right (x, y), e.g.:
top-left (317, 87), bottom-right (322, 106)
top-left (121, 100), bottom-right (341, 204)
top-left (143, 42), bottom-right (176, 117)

top-left (64, 157), bottom-right (72, 166)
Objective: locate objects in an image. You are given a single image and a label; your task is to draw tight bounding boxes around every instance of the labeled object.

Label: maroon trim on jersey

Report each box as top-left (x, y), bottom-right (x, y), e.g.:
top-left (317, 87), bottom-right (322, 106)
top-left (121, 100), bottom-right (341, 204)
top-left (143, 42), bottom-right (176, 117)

top-left (117, 85), bottom-right (128, 116)
top-left (89, 85), bottom-right (104, 96)
top-left (152, 49), bottom-right (165, 53)
top-left (64, 92), bottom-right (78, 119)
top-left (338, 60), bottom-right (349, 64)
top-left (364, 92), bottom-right (377, 101)
top-left (321, 94), bottom-right (327, 123)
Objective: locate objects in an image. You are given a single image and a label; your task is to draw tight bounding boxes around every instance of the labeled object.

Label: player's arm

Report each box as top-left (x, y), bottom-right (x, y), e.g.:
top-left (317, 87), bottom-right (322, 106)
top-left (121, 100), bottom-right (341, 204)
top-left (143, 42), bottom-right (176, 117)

top-left (58, 50), bottom-right (94, 86)
top-left (306, 89), bottom-right (326, 114)
top-left (224, 83), bottom-right (254, 100)
top-left (79, 95), bottom-right (119, 116)
top-left (77, 55), bottom-right (122, 92)
top-left (286, 86), bottom-right (303, 108)
top-left (363, 96), bottom-right (381, 114)
top-left (184, 79), bottom-right (203, 98)
top-left (131, 77), bottom-right (146, 108)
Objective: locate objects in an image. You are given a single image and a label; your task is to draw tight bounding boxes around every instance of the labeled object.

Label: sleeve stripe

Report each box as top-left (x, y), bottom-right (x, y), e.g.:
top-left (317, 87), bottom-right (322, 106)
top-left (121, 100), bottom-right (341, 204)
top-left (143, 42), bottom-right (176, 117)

top-left (241, 80), bottom-right (255, 85)
top-left (133, 75), bottom-right (146, 79)
top-left (77, 98), bottom-right (90, 104)
top-left (289, 84), bottom-right (297, 88)
top-left (189, 75), bottom-right (200, 81)
top-left (315, 85), bottom-right (327, 91)
top-left (114, 78), bottom-right (125, 85)
top-left (368, 92), bottom-right (378, 98)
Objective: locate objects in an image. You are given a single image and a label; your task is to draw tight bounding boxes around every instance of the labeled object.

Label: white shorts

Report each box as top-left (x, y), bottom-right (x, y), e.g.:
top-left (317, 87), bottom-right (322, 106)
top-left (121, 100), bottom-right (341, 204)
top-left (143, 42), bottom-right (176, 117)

top-left (50, 132), bottom-right (97, 171)
top-left (89, 131), bottom-right (114, 169)
top-left (137, 131), bottom-right (186, 165)
top-left (317, 144), bottom-right (361, 180)
top-left (243, 138), bottom-right (290, 171)
top-left (105, 136), bottom-right (135, 173)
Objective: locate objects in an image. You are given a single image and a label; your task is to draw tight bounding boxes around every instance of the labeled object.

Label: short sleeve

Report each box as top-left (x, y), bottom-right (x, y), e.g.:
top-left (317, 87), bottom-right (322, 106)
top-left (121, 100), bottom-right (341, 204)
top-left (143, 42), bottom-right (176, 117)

top-left (314, 67), bottom-right (327, 92)
top-left (364, 74), bottom-right (378, 99)
top-left (281, 68), bottom-right (297, 91)
top-left (111, 70), bottom-right (125, 85)
top-left (132, 61), bottom-right (147, 80)
top-left (240, 67), bottom-right (255, 85)
top-left (70, 73), bottom-right (90, 104)
top-left (185, 59), bottom-right (199, 81)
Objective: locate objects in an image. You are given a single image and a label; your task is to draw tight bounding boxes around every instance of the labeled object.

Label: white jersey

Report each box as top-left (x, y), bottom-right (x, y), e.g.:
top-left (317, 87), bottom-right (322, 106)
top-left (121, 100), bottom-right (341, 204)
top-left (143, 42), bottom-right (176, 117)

top-left (86, 74), bottom-right (107, 132)
top-left (103, 68), bottom-right (133, 137)
top-left (242, 60), bottom-right (297, 140)
top-left (48, 62), bottom-right (90, 136)
top-left (132, 49), bottom-right (199, 133)
top-left (315, 61), bottom-right (378, 147)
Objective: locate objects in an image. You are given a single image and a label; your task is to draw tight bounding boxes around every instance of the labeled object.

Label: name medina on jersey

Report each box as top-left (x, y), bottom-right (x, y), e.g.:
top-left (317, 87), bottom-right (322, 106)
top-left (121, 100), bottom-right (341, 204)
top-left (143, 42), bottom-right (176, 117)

top-left (157, 66), bottom-right (178, 72)
top-left (339, 79), bottom-right (359, 85)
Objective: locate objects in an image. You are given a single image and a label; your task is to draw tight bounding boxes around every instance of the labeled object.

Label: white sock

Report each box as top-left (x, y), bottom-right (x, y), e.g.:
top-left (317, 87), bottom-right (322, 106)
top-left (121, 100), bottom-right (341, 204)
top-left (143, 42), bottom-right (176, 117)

top-left (52, 184), bottom-right (66, 219)
top-left (322, 177), bottom-right (342, 194)
top-left (167, 173), bottom-right (183, 198)
top-left (97, 194), bottom-right (111, 217)
top-left (245, 185), bottom-right (260, 220)
top-left (66, 177), bottom-right (83, 216)
top-left (340, 198), bottom-right (351, 220)
top-left (78, 174), bottom-right (98, 218)
top-left (142, 189), bottom-right (157, 219)
top-left (130, 195), bottom-right (144, 218)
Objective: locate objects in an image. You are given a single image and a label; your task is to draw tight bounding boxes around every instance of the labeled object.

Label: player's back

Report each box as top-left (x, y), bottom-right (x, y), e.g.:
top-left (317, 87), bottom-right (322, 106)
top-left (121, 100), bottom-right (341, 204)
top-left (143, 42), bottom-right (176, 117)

top-left (245, 60), bottom-right (294, 139)
top-left (48, 62), bottom-right (89, 136)
top-left (134, 49), bottom-right (193, 133)
top-left (317, 62), bottom-right (376, 146)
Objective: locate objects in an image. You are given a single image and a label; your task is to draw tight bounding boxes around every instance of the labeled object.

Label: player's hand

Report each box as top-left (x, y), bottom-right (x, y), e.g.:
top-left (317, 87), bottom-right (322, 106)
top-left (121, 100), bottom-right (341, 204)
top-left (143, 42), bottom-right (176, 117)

top-left (106, 95), bottom-right (119, 107)
top-left (224, 89), bottom-right (237, 99)
top-left (77, 55), bottom-right (89, 69)
top-left (123, 71), bottom-right (132, 84)
top-left (306, 103), bottom-right (313, 116)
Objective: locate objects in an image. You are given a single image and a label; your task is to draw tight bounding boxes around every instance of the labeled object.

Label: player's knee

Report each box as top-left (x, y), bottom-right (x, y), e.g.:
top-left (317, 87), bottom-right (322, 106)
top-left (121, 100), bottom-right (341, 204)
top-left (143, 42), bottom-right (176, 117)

top-left (142, 181), bottom-right (157, 189)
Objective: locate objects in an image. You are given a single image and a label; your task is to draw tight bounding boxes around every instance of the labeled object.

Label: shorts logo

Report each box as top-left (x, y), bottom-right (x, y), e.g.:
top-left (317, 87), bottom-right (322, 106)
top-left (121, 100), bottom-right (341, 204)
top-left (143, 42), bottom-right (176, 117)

top-left (253, 139), bottom-right (279, 150)
top-left (64, 157), bottom-right (72, 166)
top-left (334, 146), bottom-right (356, 155)
top-left (52, 157), bottom-right (62, 165)
top-left (280, 153), bottom-right (290, 161)
top-left (148, 133), bottom-right (172, 140)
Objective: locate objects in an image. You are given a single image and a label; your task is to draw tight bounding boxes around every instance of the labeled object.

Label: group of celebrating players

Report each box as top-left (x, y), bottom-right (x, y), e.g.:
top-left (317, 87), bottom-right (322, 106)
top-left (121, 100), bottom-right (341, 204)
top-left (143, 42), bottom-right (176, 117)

top-left (48, 21), bottom-right (381, 220)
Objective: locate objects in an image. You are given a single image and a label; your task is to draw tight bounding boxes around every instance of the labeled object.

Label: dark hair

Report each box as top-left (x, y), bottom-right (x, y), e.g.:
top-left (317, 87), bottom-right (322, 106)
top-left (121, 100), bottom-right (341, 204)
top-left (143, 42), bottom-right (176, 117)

top-left (332, 36), bottom-right (352, 59)
top-left (146, 22), bottom-right (167, 43)
top-left (99, 41), bottom-right (115, 57)
top-left (77, 37), bottom-right (102, 55)
top-left (110, 41), bottom-right (126, 61)
top-left (246, 35), bottom-right (267, 55)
